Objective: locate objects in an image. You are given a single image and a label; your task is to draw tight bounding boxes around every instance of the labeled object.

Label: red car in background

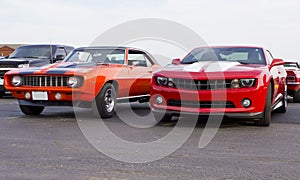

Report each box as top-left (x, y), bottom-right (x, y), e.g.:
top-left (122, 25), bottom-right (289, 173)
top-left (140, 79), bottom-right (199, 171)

top-left (284, 60), bottom-right (300, 102)
top-left (150, 46), bottom-right (287, 126)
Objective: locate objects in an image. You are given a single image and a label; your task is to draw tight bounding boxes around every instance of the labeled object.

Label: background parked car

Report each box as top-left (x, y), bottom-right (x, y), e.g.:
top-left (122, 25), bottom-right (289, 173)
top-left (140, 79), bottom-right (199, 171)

top-left (4, 46), bottom-right (161, 118)
top-left (284, 60), bottom-right (300, 102)
top-left (0, 44), bottom-right (74, 97)
top-left (151, 46), bottom-right (287, 126)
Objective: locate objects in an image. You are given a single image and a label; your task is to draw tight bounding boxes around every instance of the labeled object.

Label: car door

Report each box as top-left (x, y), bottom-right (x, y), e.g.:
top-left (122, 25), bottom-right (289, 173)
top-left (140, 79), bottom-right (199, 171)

top-left (127, 49), bottom-right (156, 96)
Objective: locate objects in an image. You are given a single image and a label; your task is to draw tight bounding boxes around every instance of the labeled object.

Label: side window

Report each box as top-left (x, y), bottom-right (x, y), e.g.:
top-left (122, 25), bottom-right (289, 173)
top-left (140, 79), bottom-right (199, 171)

top-left (128, 50), bottom-right (154, 67)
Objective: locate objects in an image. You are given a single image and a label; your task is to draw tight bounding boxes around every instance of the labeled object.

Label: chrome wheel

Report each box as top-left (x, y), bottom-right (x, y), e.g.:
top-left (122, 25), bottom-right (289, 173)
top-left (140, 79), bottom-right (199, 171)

top-left (104, 88), bottom-right (115, 113)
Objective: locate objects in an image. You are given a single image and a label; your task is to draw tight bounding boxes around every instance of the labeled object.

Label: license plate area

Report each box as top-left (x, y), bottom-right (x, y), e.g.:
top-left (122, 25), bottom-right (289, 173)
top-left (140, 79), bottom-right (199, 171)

top-left (0, 78), bottom-right (4, 85)
top-left (32, 91), bottom-right (48, 100)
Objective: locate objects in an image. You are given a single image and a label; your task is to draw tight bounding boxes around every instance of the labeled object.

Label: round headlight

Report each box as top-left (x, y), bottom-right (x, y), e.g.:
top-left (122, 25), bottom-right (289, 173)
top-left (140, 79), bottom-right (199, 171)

top-left (231, 79), bottom-right (240, 88)
top-left (156, 77), bottom-right (168, 86)
top-left (12, 76), bottom-right (23, 87)
top-left (68, 77), bottom-right (79, 88)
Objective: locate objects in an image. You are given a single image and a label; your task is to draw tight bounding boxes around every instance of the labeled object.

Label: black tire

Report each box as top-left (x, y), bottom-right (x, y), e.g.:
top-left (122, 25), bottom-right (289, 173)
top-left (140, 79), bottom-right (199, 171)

top-left (153, 112), bottom-right (172, 122)
top-left (19, 105), bottom-right (44, 115)
top-left (276, 85), bottom-right (287, 113)
top-left (255, 85), bottom-right (272, 126)
top-left (0, 92), bottom-right (5, 98)
top-left (92, 83), bottom-right (117, 118)
top-left (293, 89), bottom-right (300, 103)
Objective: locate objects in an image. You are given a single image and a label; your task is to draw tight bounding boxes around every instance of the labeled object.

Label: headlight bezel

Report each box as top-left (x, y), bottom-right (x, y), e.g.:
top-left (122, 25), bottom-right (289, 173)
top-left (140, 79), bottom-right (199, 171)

top-left (156, 76), bottom-right (175, 87)
top-left (11, 75), bottom-right (23, 87)
top-left (67, 76), bottom-right (82, 88)
top-left (231, 78), bottom-right (256, 88)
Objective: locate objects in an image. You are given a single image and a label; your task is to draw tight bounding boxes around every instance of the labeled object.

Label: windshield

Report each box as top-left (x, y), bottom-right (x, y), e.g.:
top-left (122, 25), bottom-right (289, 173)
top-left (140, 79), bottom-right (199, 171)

top-left (9, 45), bottom-right (53, 59)
top-left (181, 47), bottom-right (266, 65)
top-left (64, 48), bottom-right (125, 64)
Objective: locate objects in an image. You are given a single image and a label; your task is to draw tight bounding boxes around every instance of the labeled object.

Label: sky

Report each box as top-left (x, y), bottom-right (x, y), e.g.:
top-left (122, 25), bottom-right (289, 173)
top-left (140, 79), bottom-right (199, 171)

top-left (1, 0), bottom-right (300, 60)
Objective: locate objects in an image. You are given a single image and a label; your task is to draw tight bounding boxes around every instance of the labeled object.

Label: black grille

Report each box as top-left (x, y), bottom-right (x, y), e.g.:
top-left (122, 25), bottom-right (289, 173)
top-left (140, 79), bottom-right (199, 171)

top-left (168, 99), bottom-right (235, 108)
top-left (0, 70), bottom-right (9, 78)
top-left (0, 64), bottom-right (17, 68)
top-left (287, 76), bottom-right (295, 82)
top-left (23, 76), bottom-right (69, 87)
top-left (172, 78), bottom-right (232, 90)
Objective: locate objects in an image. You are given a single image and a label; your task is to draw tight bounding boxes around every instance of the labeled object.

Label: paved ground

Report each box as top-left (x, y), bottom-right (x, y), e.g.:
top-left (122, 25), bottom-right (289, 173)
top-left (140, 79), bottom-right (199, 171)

top-left (0, 95), bottom-right (299, 179)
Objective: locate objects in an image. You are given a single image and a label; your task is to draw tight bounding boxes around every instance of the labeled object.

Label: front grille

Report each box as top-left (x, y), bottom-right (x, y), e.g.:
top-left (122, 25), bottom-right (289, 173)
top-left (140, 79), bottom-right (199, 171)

top-left (23, 76), bottom-right (69, 87)
top-left (168, 99), bottom-right (235, 108)
top-left (172, 78), bottom-right (232, 90)
top-left (287, 76), bottom-right (295, 82)
top-left (0, 70), bottom-right (9, 78)
top-left (0, 64), bottom-right (17, 68)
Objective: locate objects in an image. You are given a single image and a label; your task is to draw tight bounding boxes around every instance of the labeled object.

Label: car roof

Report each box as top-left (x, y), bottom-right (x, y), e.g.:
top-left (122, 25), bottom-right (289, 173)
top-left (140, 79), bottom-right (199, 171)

top-left (75, 46), bottom-right (145, 50)
top-left (17, 44), bottom-right (73, 48)
top-left (193, 45), bottom-right (264, 49)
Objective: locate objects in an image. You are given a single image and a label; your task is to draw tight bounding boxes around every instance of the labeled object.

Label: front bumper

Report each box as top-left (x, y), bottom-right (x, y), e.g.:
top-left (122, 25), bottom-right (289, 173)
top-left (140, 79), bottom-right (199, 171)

top-left (150, 84), bottom-right (268, 119)
top-left (152, 108), bottom-right (263, 119)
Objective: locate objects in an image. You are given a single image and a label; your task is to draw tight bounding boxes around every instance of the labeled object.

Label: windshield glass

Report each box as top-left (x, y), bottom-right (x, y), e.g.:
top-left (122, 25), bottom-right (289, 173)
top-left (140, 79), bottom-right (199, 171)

top-left (9, 45), bottom-right (53, 59)
top-left (64, 48), bottom-right (125, 64)
top-left (181, 47), bottom-right (266, 65)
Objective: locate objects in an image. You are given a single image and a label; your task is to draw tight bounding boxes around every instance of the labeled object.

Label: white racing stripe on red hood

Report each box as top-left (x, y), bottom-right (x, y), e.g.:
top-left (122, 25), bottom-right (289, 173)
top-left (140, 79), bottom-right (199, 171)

top-left (183, 61), bottom-right (241, 72)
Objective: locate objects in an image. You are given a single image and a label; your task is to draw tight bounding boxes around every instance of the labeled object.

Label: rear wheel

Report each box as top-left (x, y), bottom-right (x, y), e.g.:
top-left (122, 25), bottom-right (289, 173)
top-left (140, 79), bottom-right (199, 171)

top-left (255, 85), bottom-right (272, 126)
top-left (92, 83), bottom-right (117, 118)
top-left (293, 89), bottom-right (300, 103)
top-left (19, 105), bottom-right (44, 115)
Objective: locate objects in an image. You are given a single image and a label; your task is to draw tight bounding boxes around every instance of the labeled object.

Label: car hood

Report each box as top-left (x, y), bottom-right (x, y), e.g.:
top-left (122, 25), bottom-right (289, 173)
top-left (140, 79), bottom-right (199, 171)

top-left (163, 61), bottom-right (265, 73)
top-left (0, 58), bottom-right (30, 66)
top-left (9, 62), bottom-right (104, 75)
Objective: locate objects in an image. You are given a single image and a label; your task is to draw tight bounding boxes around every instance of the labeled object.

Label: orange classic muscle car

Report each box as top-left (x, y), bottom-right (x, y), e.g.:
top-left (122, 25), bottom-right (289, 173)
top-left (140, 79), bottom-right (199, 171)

top-left (5, 46), bottom-right (161, 118)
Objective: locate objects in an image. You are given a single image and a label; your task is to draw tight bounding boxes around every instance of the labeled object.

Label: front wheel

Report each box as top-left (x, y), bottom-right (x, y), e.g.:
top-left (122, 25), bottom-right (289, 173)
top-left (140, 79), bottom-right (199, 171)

top-left (255, 85), bottom-right (272, 126)
top-left (92, 83), bottom-right (117, 118)
top-left (153, 112), bottom-right (172, 122)
top-left (276, 85), bottom-right (287, 113)
top-left (0, 92), bottom-right (5, 98)
top-left (19, 105), bottom-right (44, 115)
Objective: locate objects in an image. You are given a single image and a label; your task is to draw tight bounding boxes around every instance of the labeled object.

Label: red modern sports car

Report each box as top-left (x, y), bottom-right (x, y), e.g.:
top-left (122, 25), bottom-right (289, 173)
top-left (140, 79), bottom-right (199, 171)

top-left (5, 46), bottom-right (161, 118)
top-left (284, 60), bottom-right (300, 102)
top-left (150, 46), bottom-right (287, 126)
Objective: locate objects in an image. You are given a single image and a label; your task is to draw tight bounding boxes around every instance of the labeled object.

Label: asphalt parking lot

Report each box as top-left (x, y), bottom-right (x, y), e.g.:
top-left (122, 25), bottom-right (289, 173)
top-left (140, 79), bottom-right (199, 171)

top-left (0, 95), bottom-right (299, 180)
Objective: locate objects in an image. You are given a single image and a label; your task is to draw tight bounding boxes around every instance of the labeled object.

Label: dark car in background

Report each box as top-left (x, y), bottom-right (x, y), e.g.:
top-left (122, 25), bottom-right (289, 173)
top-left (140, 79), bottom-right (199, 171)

top-left (0, 44), bottom-right (74, 97)
top-left (284, 60), bottom-right (300, 102)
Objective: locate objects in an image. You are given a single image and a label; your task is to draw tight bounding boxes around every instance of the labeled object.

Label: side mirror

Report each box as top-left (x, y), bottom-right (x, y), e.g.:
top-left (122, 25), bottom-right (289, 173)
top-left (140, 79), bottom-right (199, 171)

top-left (172, 58), bottom-right (181, 65)
top-left (55, 55), bottom-right (65, 61)
top-left (271, 58), bottom-right (284, 67)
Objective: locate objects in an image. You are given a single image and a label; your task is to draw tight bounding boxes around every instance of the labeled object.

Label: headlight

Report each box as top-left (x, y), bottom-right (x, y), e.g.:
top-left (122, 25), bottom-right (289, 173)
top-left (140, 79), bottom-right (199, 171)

top-left (18, 64), bottom-right (29, 68)
top-left (12, 76), bottom-right (23, 86)
top-left (156, 77), bottom-right (168, 86)
top-left (156, 77), bottom-right (174, 87)
top-left (240, 79), bottom-right (256, 87)
top-left (67, 76), bottom-right (81, 88)
top-left (231, 78), bottom-right (256, 88)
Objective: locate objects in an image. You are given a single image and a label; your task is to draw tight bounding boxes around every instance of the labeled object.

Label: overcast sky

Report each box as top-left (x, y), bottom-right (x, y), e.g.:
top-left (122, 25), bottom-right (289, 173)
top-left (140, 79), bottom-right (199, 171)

top-left (1, 0), bottom-right (300, 60)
